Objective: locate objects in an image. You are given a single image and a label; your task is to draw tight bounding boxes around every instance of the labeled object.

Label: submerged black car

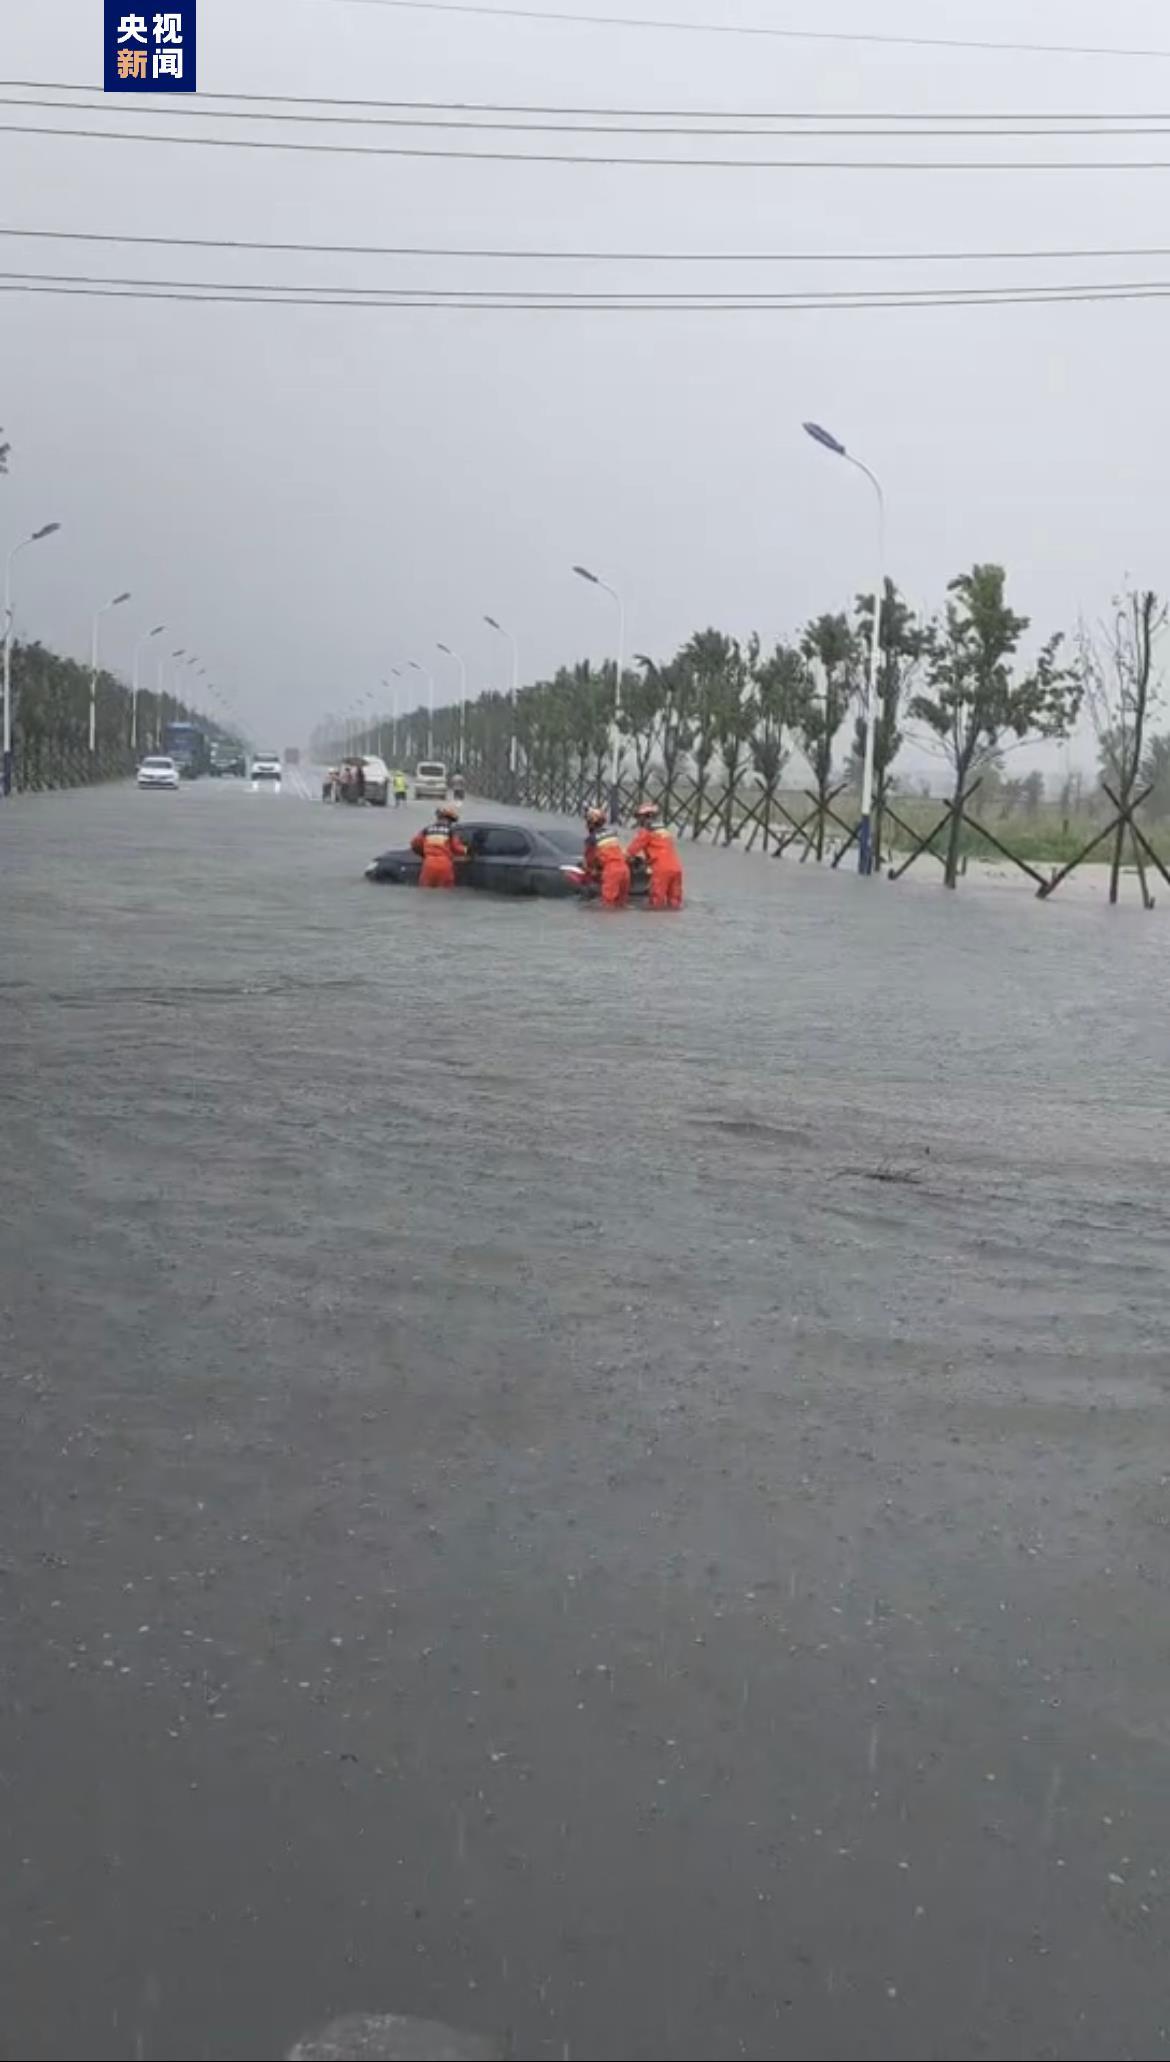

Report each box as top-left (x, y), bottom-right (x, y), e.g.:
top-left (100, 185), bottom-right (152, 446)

top-left (366, 820), bottom-right (589, 896)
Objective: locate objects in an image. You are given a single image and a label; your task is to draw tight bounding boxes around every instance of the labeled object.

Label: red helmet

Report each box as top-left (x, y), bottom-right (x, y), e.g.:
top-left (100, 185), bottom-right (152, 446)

top-left (437, 802), bottom-right (460, 821)
top-left (585, 806), bottom-right (607, 830)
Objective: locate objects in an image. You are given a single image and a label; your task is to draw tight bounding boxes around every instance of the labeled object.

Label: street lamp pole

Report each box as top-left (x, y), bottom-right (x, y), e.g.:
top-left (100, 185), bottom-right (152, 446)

top-left (572, 565), bottom-right (625, 820)
top-left (131, 623), bottom-right (165, 753)
top-left (437, 643), bottom-right (468, 766)
top-left (803, 421), bottom-right (886, 876)
top-left (89, 590), bottom-right (131, 753)
top-left (484, 615), bottom-right (519, 780)
top-left (159, 648), bottom-right (185, 748)
top-left (410, 660), bottom-right (434, 760)
top-left (388, 667), bottom-right (404, 762)
top-left (3, 521), bottom-right (61, 796)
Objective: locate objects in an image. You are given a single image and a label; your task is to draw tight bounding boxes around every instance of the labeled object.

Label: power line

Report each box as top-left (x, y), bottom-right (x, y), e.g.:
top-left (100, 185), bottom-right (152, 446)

top-left (7, 119), bottom-right (1170, 168)
top-left (5, 273), bottom-right (1170, 310)
top-left (5, 87), bottom-right (1170, 135)
top-left (9, 78), bottom-right (1170, 121)
top-left (305, 0), bottom-right (1170, 64)
top-left (15, 266), bottom-right (1170, 301)
top-left (9, 95), bottom-right (1170, 138)
top-left (6, 225), bottom-right (1170, 264)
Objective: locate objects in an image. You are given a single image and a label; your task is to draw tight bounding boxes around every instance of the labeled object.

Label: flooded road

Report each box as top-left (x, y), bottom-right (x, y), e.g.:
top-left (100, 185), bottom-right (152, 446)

top-left (2, 779), bottom-right (1169, 2061)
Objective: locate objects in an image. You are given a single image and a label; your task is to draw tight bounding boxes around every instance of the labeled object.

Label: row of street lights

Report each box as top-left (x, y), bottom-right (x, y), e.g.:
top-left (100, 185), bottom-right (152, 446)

top-left (356, 578), bottom-right (621, 806)
top-left (2, 518), bottom-right (236, 795)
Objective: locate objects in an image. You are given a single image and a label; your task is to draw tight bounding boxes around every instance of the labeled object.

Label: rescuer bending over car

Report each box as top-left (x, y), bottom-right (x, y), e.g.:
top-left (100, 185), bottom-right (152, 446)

top-left (411, 803), bottom-right (468, 888)
top-left (625, 801), bottom-right (684, 909)
top-left (582, 806), bottom-right (631, 908)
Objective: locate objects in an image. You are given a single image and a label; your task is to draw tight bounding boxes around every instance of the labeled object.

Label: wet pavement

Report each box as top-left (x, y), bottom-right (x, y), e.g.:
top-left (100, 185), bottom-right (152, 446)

top-left (2, 777), bottom-right (1169, 2062)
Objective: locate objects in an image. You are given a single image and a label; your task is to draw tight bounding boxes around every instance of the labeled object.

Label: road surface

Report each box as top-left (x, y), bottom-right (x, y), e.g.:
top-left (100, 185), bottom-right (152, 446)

top-left (2, 777), bottom-right (1169, 2062)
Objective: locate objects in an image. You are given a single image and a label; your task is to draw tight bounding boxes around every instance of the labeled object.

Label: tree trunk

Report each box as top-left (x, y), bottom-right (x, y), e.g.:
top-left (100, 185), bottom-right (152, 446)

top-left (943, 770), bottom-right (969, 889)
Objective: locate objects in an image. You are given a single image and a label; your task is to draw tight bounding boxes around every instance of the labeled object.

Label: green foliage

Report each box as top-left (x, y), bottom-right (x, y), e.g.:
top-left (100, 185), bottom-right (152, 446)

top-left (852, 580), bottom-right (922, 803)
top-left (912, 564), bottom-right (1077, 772)
top-left (1140, 732), bottom-right (1170, 819)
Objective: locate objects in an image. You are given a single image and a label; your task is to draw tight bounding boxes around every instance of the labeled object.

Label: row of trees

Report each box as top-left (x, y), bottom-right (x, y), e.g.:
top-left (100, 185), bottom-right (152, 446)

top-left (336, 563), bottom-right (1168, 887)
top-left (7, 639), bottom-right (222, 785)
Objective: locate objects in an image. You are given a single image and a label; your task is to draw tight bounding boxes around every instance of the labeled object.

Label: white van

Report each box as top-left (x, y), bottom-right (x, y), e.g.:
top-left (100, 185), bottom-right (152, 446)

top-left (414, 760), bottom-right (448, 800)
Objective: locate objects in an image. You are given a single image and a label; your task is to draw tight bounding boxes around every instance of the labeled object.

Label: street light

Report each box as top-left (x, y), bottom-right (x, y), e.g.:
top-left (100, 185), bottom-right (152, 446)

top-left (157, 647), bottom-right (185, 747)
top-left (409, 659), bottom-right (434, 759)
top-left (484, 614), bottom-right (519, 778)
top-left (803, 420), bottom-right (886, 876)
top-left (573, 564), bottom-right (625, 819)
top-left (437, 642), bottom-right (468, 766)
top-left (3, 520), bottom-right (60, 797)
top-left (131, 623), bottom-right (165, 753)
top-left (89, 590), bottom-right (131, 753)
top-left (381, 675), bottom-right (401, 764)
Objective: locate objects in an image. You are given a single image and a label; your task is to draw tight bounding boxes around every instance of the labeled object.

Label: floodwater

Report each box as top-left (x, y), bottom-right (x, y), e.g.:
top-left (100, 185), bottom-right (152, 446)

top-left (2, 779), bottom-right (1169, 2062)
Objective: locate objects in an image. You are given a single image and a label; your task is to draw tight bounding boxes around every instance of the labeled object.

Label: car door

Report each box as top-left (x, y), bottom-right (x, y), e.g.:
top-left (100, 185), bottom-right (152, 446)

top-left (475, 825), bottom-right (536, 892)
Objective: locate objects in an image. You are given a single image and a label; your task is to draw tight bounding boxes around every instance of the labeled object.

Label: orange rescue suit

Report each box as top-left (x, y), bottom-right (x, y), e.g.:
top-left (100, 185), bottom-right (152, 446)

top-left (584, 826), bottom-right (631, 908)
top-left (626, 819), bottom-right (683, 909)
top-left (411, 820), bottom-right (468, 889)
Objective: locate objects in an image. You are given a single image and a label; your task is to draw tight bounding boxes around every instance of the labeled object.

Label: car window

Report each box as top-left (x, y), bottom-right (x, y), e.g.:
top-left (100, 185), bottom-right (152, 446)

top-left (478, 828), bottom-right (531, 858)
top-left (541, 824), bottom-right (589, 855)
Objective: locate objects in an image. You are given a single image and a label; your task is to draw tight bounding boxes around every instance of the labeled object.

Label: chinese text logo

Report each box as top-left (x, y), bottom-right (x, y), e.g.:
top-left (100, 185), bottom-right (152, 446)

top-left (105, 7), bottom-right (197, 93)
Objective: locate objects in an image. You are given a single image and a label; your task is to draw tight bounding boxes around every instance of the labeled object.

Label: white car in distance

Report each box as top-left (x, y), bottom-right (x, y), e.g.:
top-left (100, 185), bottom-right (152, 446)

top-left (137, 755), bottom-right (180, 791)
top-left (414, 760), bottom-right (448, 800)
top-left (250, 754), bottom-right (282, 783)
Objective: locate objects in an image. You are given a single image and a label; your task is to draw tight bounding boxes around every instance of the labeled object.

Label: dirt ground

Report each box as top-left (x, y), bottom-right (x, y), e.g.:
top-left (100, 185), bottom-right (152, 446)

top-left (2, 777), bottom-right (1169, 2062)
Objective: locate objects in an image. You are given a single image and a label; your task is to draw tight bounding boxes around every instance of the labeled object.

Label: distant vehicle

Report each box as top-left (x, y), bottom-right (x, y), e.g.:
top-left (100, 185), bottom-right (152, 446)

top-left (367, 819), bottom-right (607, 896)
top-left (163, 721), bottom-right (210, 779)
top-left (413, 760), bottom-right (448, 800)
top-left (210, 741), bottom-right (246, 778)
top-left (451, 770), bottom-right (466, 801)
top-left (250, 753), bottom-right (282, 783)
top-left (360, 754), bottom-right (391, 806)
top-left (283, 747), bottom-right (301, 768)
top-left (137, 755), bottom-right (180, 792)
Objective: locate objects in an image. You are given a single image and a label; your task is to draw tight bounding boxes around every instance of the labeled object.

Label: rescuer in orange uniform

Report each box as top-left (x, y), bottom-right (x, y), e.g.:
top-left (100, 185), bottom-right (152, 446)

top-left (626, 801), bottom-right (684, 909)
top-left (411, 803), bottom-right (468, 889)
top-left (582, 804), bottom-right (631, 908)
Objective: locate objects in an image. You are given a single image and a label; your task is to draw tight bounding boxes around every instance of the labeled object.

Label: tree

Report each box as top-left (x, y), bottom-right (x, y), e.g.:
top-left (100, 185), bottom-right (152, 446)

top-left (0, 428), bottom-right (8, 474)
top-left (1077, 588), bottom-right (1165, 899)
top-left (797, 612), bottom-right (861, 859)
top-left (1022, 769), bottom-right (1045, 817)
top-left (852, 580), bottom-right (922, 864)
top-left (911, 564), bottom-right (1077, 888)
top-left (714, 634), bottom-right (758, 844)
top-left (623, 660), bottom-right (667, 797)
top-left (1140, 732), bottom-right (1170, 820)
top-left (682, 628), bottom-right (739, 840)
top-left (752, 641), bottom-right (807, 847)
top-left (650, 654), bottom-right (696, 820)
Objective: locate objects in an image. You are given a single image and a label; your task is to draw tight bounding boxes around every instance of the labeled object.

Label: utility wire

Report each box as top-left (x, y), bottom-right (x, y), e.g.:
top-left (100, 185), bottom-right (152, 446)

top-left (6, 91), bottom-right (1170, 137)
top-left (6, 274), bottom-right (1170, 310)
top-left (5, 225), bottom-right (1169, 264)
top-left (7, 119), bottom-right (1170, 167)
top-left (8, 78), bottom-right (1169, 120)
top-left (13, 267), bottom-right (1170, 300)
top-left (304, 0), bottom-right (1170, 65)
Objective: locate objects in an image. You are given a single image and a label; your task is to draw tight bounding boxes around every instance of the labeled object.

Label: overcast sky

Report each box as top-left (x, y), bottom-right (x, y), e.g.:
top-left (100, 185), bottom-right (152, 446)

top-left (3, 0), bottom-right (1170, 770)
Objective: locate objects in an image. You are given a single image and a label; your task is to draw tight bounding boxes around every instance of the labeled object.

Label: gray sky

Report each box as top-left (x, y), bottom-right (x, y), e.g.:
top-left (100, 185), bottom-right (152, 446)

top-left (3, 0), bottom-right (1169, 771)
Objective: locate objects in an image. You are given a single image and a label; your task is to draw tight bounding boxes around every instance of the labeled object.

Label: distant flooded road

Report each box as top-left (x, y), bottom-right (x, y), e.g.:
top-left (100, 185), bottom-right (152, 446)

top-left (3, 779), bottom-right (1169, 2062)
